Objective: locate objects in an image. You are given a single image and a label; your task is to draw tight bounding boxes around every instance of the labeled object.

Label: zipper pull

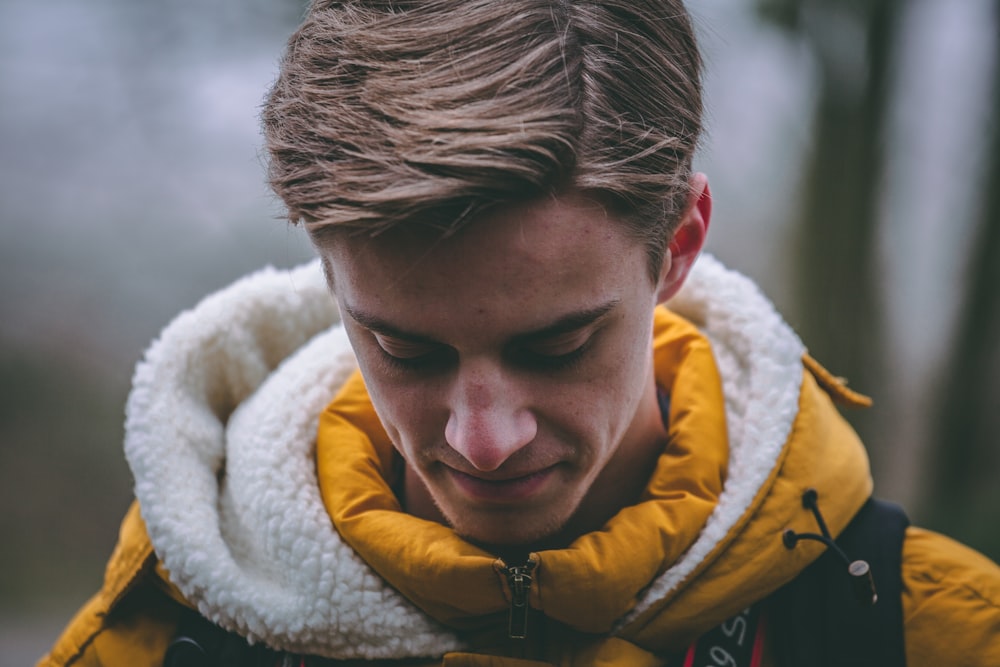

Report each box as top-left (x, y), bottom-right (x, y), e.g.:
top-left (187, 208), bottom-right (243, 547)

top-left (505, 559), bottom-right (536, 640)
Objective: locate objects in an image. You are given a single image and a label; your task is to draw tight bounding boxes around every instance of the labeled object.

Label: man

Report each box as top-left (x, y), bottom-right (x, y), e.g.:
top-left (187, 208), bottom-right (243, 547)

top-left (41, 1), bottom-right (1000, 665)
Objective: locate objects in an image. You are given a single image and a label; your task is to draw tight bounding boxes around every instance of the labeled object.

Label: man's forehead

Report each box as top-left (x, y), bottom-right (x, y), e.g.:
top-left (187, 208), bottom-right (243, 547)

top-left (321, 191), bottom-right (624, 264)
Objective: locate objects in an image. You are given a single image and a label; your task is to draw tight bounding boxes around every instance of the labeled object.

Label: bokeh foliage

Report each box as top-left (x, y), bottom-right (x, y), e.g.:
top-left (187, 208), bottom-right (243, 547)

top-left (757, 0), bottom-right (1000, 558)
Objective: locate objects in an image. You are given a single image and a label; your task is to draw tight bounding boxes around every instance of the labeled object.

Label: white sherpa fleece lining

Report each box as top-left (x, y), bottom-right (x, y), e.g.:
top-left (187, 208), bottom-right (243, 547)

top-left (124, 254), bottom-right (804, 659)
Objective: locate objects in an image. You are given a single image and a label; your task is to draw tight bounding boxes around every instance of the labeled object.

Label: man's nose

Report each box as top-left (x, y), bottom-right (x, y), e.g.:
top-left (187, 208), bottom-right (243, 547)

top-left (444, 363), bottom-right (537, 471)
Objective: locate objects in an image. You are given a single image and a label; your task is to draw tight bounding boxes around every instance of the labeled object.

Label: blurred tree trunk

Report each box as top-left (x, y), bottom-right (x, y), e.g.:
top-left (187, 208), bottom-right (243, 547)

top-left (921, 34), bottom-right (1000, 560)
top-left (758, 0), bottom-right (903, 470)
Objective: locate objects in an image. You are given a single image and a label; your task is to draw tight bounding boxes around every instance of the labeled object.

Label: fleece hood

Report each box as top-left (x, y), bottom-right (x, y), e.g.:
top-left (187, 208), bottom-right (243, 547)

top-left (124, 254), bottom-right (873, 659)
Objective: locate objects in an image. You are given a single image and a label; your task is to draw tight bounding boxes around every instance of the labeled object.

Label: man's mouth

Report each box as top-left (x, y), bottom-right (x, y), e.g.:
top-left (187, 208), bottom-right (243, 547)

top-left (446, 466), bottom-right (557, 503)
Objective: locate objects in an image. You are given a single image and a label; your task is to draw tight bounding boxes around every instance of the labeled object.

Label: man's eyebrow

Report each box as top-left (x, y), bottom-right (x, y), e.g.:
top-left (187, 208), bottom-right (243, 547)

top-left (342, 299), bottom-right (620, 343)
top-left (510, 300), bottom-right (621, 343)
top-left (342, 304), bottom-right (440, 344)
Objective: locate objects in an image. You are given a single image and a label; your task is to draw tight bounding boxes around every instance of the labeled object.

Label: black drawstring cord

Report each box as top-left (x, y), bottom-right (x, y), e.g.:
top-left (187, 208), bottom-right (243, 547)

top-left (782, 489), bottom-right (878, 606)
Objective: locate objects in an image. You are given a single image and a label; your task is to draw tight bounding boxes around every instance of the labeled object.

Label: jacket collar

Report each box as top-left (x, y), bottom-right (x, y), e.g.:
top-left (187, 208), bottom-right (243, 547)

top-left (318, 307), bottom-right (728, 635)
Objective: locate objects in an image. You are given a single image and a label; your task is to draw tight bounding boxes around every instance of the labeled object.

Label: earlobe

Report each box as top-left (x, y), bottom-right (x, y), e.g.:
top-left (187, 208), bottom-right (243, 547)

top-left (656, 173), bottom-right (711, 303)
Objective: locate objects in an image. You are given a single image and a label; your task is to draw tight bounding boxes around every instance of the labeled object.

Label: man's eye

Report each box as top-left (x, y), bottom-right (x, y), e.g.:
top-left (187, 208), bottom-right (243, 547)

top-left (515, 338), bottom-right (592, 371)
top-left (373, 334), bottom-right (433, 360)
top-left (373, 334), bottom-right (451, 371)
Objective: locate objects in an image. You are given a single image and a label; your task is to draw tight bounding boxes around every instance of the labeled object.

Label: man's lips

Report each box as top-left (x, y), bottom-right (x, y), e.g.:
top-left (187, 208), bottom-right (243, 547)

top-left (446, 466), bottom-right (557, 503)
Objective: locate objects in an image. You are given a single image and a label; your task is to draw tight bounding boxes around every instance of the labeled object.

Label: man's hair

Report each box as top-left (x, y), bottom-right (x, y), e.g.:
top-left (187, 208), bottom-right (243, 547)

top-left (263, 0), bottom-right (702, 278)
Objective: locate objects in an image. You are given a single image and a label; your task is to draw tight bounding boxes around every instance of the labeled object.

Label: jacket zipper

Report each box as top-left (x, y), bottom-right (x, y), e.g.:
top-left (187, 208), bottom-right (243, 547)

top-left (505, 559), bottom-right (536, 640)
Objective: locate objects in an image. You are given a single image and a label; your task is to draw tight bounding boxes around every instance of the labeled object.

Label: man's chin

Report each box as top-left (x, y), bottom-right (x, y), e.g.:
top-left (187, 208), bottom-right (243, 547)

top-left (448, 511), bottom-right (571, 556)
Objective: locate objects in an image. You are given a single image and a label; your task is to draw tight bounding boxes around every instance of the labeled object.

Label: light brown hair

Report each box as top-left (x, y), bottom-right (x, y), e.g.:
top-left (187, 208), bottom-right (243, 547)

top-left (263, 0), bottom-right (703, 278)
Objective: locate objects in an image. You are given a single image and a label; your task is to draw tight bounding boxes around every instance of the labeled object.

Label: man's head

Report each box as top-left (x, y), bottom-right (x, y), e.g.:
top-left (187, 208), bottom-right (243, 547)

top-left (263, 0), bottom-right (710, 550)
top-left (263, 0), bottom-right (704, 280)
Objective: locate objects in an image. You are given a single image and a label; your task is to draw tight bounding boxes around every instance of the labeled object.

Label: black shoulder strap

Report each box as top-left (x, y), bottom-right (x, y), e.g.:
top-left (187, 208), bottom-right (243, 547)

top-left (768, 497), bottom-right (910, 667)
top-left (164, 607), bottom-right (280, 667)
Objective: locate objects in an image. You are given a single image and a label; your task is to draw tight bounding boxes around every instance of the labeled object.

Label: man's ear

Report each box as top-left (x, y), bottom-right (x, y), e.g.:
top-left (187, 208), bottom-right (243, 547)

top-left (656, 173), bottom-right (711, 304)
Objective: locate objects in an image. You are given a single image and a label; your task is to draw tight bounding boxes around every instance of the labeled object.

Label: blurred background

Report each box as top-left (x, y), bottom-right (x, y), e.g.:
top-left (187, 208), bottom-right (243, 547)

top-left (1, 0), bottom-right (997, 661)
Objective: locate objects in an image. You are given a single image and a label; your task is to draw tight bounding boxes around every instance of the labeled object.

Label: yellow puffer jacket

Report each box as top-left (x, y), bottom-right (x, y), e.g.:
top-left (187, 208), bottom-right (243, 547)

top-left (39, 256), bottom-right (1000, 666)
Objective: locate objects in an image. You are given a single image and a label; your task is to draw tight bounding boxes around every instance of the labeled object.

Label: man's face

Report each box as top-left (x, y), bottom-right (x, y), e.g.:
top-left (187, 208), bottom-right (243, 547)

top-left (322, 192), bottom-right (667, 549)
